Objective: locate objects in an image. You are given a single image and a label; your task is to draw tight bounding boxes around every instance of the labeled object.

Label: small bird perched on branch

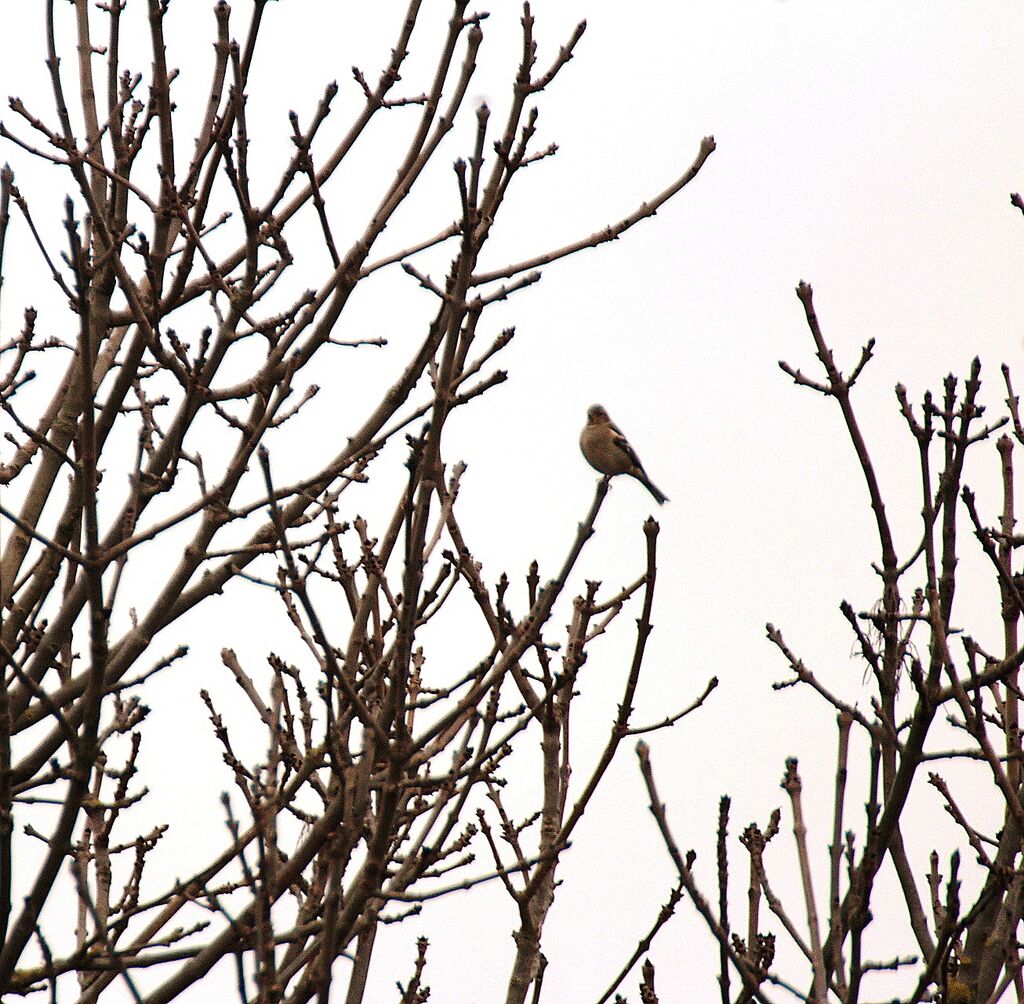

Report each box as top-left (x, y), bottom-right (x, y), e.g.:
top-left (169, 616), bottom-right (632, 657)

top-left (579, 404), bottom-right (669, 505)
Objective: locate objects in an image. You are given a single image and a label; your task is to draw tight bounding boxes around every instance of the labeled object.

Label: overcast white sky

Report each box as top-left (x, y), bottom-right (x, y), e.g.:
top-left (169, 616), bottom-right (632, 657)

top-left (3, 2), bottom-right (1024, 1001)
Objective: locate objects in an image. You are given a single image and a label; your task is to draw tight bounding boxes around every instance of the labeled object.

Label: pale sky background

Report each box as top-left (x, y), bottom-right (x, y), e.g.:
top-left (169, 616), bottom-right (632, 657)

top-left (2, 2), bottom-right (1024, 1001)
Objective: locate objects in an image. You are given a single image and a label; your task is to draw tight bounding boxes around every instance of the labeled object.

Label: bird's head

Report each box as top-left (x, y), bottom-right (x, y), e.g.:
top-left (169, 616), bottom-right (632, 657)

top-left (587, 404), bottom-right (610, 423)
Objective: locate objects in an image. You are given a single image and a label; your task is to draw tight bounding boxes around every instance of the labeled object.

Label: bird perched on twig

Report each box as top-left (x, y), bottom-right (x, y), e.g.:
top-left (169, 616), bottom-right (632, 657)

top-left (579, 404), bottom-right (668, 505)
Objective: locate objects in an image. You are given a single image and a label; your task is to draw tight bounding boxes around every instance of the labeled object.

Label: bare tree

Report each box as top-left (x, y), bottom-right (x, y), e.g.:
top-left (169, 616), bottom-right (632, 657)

top-left (635, 278), bottom-right (1024, 1004)
top-left (0, 2), bottom-right (715, 1001)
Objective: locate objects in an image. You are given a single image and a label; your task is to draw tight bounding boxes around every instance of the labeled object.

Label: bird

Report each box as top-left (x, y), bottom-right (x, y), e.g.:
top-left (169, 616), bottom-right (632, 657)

top-left (579, 404), bottom-right (668, 505)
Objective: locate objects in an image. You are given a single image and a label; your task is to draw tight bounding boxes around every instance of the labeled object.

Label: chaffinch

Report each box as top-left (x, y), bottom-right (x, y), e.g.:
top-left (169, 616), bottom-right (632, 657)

top-left (579, 404), bottom-right (668, 505)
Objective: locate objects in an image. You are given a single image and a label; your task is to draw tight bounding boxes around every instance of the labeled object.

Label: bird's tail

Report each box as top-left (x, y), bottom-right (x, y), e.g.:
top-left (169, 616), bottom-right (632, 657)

top-left (642, 476), bottom-right (668, 505)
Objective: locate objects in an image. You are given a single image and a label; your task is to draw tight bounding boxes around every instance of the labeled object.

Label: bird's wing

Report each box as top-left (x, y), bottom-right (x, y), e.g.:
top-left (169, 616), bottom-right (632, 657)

top-left (609, 426), bottom-right (646, 472)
